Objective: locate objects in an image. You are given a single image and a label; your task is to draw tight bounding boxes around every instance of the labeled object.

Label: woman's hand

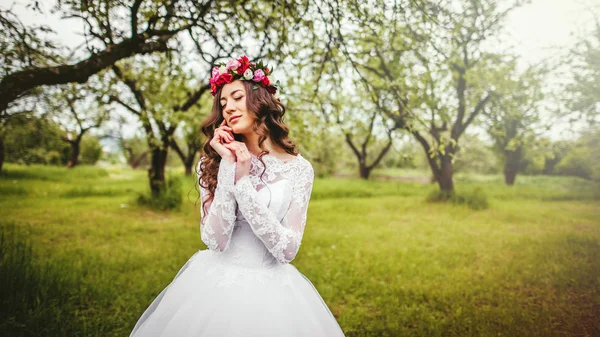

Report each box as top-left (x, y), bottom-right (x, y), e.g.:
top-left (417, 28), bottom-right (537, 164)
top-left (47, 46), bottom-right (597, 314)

top-left (222, 141), bottom-right (251, 183)
top-left (209, 120), bottom-right (236, 163)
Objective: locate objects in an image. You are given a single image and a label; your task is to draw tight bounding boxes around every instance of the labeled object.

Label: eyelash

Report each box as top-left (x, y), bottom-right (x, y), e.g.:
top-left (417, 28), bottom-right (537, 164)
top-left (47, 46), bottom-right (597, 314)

top-left (221, 96), bottom-right (242, 108)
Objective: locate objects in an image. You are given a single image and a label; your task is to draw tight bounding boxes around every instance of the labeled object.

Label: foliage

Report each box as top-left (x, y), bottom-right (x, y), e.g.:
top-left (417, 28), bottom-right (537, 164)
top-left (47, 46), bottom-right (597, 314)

top-left (119, 135), bottom-right (150, 169)
top-left (453, 134), bottom-right (500, 174)
top-left (564, 22), bottom-right (600, 125)
top-left (484, 63), bottom-right (546, 183)
top-left (137, 175), bottom-right (183, 211)
top-left (555, 129), bottom-right (600, 181)
top-left (427, 186), bottom-right (489, 210)
top-left (4, 114), bottom-right (69, 165)
top-left (79, 135), bottom-right (103, 165)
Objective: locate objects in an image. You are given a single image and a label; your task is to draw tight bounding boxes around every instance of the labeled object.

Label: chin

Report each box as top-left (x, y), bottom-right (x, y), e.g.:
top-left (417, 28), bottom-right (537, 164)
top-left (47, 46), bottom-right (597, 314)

top-left (232, 122), bottom-right (252, 135)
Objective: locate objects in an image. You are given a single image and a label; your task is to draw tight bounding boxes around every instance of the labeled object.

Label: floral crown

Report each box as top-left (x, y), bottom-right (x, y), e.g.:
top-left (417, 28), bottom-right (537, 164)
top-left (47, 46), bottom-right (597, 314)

top-left (209, 55), bottom-right (279, 97)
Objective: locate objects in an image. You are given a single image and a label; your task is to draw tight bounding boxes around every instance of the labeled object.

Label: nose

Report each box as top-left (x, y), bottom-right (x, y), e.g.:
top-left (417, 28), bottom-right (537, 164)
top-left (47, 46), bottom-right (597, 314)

top-left (224, 100), bottom-right (235, 115)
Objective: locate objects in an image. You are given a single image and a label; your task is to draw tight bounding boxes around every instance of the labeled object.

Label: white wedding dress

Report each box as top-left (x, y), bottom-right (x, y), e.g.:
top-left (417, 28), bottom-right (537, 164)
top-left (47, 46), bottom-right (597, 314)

top-left (129, 153), bottom-right (345, 337)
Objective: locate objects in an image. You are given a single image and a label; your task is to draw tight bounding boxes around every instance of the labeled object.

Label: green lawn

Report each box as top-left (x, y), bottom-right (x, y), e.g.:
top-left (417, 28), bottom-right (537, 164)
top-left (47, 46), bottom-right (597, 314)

top-left (1, 163), bottom-right (599, 337)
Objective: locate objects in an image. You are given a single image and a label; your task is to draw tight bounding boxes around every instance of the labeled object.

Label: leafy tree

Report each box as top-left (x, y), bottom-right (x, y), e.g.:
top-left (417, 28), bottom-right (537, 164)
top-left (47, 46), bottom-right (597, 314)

top-left (564, 22), bottom-right (600, 125)
top-left (0, 0), bottom-right (217, 112)
top-left (452, 133), bottom-right (499, 175)
top-left (45, 82), bottom-right (110, 167)
top-left (326, 0), bottom-right (523, 194)
top-left (120, 135), bottom-right (150, 169)
top-left (3, 113), bottom-right (69, 166)
top-left (484, 64), bottom-right (545, 185)
top-left (108, 54), bottom-right (203, 196)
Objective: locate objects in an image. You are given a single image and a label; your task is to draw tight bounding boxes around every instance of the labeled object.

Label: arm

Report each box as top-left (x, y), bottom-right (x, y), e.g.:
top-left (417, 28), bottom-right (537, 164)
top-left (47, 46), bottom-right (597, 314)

top-left (233, 162), bottom-right (315, 264)
top-left (197, 157), bottom-right (238, 252)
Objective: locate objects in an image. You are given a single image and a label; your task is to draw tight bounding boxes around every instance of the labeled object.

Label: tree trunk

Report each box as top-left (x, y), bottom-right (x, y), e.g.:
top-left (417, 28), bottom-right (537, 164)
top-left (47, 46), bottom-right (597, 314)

top-left (504, 149), bottom-right (521, 186)
top-left (543, 156), bottom-right (560, 175)
top-left (435, 154), bottom-right (455, 196)
top-left (184, 156), bottom-right (196, 176)
top-left (148, 146), bottom-right (168, 196)
top-left (130, 151), bottom-right (148, 169)
top-left (67, 140), bottom-right (80, 168)
top-left (359, 160), bottom-right (371, 179)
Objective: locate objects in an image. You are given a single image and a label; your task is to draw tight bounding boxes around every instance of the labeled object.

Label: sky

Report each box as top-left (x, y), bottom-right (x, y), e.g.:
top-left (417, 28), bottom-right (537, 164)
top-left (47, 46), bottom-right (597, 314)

top-left (504, 0), bottom-right (597, 67)
top-left (3, 0), bottom-right (599, 144)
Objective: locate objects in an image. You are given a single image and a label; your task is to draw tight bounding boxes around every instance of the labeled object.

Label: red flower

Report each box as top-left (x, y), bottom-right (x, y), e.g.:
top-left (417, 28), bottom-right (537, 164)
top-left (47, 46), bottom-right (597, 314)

top-left (261, 77), bottom-right (270, 86)
top-left (266, 86), bottom-right (277, 94)
top-left (215, 73), bottom-right (233, 86)
top-left (237, 55), bottom-right (251, 75)
top-left (211, 83), bottom-right (217, 95)
top-left (265, 68), bottom-right (271, 75)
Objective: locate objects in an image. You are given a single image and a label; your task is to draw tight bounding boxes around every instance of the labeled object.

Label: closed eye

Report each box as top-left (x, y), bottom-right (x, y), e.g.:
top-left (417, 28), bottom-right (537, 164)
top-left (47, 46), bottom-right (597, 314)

top-left (220, 96), bottom-right (243, 108)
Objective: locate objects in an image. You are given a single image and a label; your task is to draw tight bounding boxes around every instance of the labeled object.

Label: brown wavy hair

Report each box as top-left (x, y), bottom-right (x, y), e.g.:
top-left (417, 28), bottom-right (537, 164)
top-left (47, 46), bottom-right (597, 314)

top-left (196, 80), bottom-right (297, 212)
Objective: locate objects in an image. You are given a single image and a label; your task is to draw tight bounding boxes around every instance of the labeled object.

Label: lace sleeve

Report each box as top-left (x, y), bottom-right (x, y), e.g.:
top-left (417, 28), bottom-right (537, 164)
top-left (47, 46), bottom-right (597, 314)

top-left (233, 161), bottom-right (315, 264)
top-left (197, 157), bottom-right (238, 252)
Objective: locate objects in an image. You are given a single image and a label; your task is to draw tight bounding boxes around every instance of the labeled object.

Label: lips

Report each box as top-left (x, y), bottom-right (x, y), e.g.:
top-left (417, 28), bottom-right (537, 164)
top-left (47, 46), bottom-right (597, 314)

top-left (229, 115), bottom-right (241, 123)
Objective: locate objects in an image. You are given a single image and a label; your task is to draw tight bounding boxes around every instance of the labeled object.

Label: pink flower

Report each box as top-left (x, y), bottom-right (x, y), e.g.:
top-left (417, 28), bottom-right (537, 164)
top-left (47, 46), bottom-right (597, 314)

top-left (226, 59), bottom-right (240, 71)
top-left (212, 67), bottom-right (220, 78)
top-left (252, 69), bottom-right (265, 82)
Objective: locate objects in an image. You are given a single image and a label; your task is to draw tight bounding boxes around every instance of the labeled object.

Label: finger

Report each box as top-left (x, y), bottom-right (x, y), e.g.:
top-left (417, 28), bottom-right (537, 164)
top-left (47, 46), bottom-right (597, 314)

top-left (222, 142), bottom-right (238, 150)
top-left (216, 130), bottom-right (233, 143)
top-left (220, 119), bottom-right (227, 127)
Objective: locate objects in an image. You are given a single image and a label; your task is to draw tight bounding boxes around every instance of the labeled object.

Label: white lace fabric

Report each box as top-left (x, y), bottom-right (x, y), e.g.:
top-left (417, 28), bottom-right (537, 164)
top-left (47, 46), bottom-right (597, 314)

top-left (197, 153), bottom-right (314, 264)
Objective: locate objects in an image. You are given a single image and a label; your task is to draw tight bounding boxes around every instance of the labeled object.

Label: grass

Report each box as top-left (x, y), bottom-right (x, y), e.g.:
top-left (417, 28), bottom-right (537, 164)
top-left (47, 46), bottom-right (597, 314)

top-left (0, 163), bottom-right (599, 337)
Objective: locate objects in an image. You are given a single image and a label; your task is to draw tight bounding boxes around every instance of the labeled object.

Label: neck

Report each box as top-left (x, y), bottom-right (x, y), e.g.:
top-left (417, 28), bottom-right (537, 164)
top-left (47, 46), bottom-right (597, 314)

top-left (240, 131), bottom-right (279, 155)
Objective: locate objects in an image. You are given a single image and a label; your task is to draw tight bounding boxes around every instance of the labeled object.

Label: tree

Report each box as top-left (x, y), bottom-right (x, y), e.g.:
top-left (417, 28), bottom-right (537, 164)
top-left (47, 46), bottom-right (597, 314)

top-left (314, 83), bottom-right (397, 179)
top-left (2, 113), bottom-right (70, 166)
top-left (564, 21), bottom-right (600, 125)
top-left (46, 82), bottom-right (109, 168)
top-left (109, 55), bottom-right (205, 196)
top-left (170, 118), bottom-right (205, 176)
top-left (0, 0), bottom-right (219, 112)
top-left (121, 136), bottom-right (150, 169)
top-left (485, 64), bottom-right (545, 185)
top-left (328, 0), bottom-right (522, 195)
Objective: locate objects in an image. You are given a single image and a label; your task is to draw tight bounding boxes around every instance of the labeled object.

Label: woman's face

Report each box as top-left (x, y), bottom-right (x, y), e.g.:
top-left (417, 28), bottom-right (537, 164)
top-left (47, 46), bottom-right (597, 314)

top-left (220, 80), bottom-right (254, 135)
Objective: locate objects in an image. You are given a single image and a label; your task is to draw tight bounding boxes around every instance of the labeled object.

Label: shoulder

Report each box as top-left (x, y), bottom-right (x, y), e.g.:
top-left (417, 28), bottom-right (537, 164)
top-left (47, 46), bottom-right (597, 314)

top-left (296, 154), bottom-right (314, 179)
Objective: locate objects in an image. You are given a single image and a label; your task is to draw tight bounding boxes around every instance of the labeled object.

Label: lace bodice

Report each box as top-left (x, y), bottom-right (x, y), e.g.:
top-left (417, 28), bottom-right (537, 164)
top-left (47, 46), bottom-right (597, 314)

top-left (196, 153), bottom-right (315, 265)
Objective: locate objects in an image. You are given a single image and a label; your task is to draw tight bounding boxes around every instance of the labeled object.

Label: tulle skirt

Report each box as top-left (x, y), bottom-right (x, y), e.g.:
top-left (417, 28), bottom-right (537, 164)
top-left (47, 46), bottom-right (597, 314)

top-left (129, 249), bottom-right (345, 337)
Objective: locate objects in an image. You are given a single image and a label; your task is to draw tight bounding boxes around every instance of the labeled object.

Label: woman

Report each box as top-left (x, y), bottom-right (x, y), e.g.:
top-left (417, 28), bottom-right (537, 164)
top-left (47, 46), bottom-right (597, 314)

top-left (129, 56), bottom-right (345, 337)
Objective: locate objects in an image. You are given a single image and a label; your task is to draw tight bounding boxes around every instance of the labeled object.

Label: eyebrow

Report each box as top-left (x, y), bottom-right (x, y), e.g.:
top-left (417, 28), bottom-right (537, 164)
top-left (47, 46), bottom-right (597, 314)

top-left (220, 89), bottom-right (243, 103)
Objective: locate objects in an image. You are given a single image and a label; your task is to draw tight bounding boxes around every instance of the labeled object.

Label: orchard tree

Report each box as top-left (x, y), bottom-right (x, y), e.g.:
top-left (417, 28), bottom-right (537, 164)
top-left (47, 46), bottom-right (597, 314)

top-left (109, 54), bottom-right (207, 196)
top-left (0, 0), bottom-right (212, 112)
top-left (485, 64), bottom-right (545, 185)
top-left (565, 22), bottom-right (600, 125)
top-left (327, 0), bottom-right (523, 195)
top-left (46, 82), bottom-right (110, 168)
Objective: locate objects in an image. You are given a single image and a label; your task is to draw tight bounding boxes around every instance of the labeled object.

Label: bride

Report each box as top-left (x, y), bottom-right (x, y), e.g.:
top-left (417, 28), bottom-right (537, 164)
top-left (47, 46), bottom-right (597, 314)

top-left (129, 55), bottom-right (346, 337)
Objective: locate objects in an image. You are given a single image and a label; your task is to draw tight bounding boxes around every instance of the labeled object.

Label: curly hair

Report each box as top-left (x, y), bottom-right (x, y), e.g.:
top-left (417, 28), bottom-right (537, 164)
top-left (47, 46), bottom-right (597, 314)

top-left (196, 80), bottom-right (297, 214)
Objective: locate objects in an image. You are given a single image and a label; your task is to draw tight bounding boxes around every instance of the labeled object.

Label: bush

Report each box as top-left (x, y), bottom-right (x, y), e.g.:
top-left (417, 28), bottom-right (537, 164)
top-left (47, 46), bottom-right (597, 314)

top-left (137, 175), bottom-right (183, 211)
top-left (79, 135), bottom-right (103, 165)
top-left (427, 186), bottom-right (489, 210)
top-left (4, 114), bottom-right (70, 166)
